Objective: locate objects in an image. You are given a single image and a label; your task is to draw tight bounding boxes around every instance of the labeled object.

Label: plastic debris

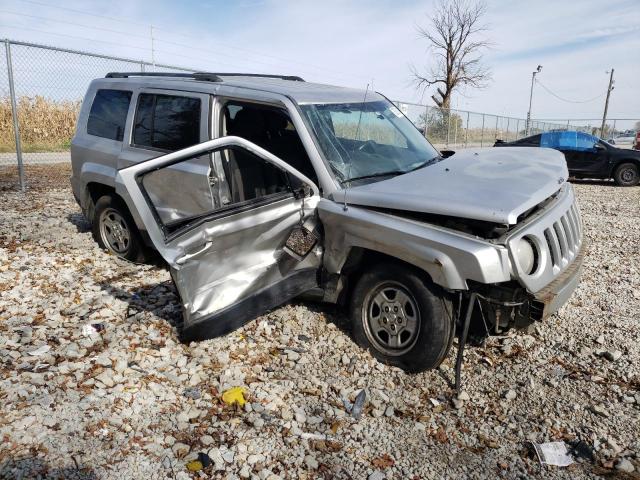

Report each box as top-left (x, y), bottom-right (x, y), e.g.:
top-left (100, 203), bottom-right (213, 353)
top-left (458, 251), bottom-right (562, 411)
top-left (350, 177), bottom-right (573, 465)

top-left (351, 390), bottom-right (366, 420)
top-left (221, 386), bottom-right (247, 407)
top-left (27, 345), bottom-right (50, 356)
top-left (185, 460), bottom-right (203, 472)
top-left (531, 441), bottom-right (574, 467)
top-left (82, 323), bottom-right (104, 337)
top-left (197, 452), bottom-right (211, 468)
top-left (568, 440), bottom-right (595, 462)
top-left (183, 387), bottom-right (201, 400)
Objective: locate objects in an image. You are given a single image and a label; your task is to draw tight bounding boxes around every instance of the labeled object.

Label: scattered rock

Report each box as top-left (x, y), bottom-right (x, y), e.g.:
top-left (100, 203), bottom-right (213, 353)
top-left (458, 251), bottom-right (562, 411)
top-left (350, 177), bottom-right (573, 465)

top-left (616, 458), bottom-right (635, 473)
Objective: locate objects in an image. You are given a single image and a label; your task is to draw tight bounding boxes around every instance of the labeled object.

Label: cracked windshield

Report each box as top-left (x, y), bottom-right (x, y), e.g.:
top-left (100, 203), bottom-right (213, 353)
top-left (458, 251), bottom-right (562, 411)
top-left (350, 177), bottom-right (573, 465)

top-left (302, 100), bottom-right (441, 185)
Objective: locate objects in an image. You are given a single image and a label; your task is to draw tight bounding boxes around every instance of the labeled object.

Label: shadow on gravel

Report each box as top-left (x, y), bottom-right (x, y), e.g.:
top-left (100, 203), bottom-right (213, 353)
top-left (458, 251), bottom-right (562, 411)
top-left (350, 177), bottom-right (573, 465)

top-left (66, 212), bottom-right (91, 233)
top-left (0, 457), bottom-right (98, 480)
top-left (97, 279), bottom-right (183, 330)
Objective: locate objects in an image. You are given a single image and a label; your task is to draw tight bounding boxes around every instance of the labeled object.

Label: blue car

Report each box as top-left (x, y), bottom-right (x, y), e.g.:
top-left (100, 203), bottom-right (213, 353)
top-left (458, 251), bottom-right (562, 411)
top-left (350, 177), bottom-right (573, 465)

top-left (495, 130), bottom-right (640, 186)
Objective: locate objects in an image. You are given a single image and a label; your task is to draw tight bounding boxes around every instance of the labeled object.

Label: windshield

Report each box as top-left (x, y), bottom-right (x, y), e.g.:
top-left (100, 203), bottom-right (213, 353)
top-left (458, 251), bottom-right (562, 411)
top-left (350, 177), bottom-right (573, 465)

top-left (300, 100), bottom-right (441, 185)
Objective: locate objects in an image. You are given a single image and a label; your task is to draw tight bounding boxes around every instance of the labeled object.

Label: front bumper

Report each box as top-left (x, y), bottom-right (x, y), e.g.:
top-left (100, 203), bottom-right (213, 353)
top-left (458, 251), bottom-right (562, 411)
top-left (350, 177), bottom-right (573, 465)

top-left (532, 240), bottom-right (585, 319)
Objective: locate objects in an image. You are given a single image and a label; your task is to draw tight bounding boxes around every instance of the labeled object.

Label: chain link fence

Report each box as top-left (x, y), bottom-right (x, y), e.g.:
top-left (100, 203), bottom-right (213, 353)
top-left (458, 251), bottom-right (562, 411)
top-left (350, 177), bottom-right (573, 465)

top-left (1, 39), bottom-right (637, 192)
top-left (1, 39), bottom-right (194, 191)
top-left (392, 101), bottom-right (637, 150)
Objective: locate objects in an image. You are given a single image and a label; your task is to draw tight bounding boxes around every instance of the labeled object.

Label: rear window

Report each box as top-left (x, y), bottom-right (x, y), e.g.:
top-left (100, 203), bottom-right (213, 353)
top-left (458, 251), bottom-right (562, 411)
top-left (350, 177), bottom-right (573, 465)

top-left (86, 89), bottom-right (132, 141)
top-left (133, 93), bottom-right (201, 151)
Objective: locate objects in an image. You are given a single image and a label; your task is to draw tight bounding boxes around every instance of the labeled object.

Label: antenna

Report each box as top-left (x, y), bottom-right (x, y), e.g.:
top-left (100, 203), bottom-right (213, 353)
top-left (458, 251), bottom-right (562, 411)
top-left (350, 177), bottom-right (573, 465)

top-left (343, 82), bottom-right (370, 211)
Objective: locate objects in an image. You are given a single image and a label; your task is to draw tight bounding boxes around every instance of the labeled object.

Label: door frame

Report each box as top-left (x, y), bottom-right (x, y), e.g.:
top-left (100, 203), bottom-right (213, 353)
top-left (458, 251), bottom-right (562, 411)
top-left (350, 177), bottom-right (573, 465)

top-left (116, 135), bottom-right (320, 259)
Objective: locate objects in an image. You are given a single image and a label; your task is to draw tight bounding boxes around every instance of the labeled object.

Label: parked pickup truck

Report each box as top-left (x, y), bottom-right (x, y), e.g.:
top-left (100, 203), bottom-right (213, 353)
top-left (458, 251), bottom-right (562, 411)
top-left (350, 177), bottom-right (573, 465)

top-left (70, 72), bottom-right (584, 372)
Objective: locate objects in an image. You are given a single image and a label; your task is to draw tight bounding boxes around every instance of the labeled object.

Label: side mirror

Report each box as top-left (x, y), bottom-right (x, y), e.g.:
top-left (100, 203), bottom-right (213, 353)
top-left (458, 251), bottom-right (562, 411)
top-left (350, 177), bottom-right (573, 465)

top-left (594, 143), bottom-right (605, 150)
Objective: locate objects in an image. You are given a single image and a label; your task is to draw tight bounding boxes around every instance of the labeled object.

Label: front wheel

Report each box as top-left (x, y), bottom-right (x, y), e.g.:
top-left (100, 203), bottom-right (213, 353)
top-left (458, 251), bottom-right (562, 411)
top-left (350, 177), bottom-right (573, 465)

top-left (350, 263), bottom-right (454, 373)
top-left (613, 162), bottom-right (639, 187)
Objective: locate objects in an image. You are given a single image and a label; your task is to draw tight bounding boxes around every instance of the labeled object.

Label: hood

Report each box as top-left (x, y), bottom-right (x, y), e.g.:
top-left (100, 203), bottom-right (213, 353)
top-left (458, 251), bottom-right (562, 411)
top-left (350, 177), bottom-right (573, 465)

top-left (332, 147), bottom-right (568, 225)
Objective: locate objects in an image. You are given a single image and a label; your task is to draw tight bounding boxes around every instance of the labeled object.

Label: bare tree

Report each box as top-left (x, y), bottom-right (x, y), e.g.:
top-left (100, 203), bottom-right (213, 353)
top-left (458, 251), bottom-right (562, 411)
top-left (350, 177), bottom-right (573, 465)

top-left (412, 0), bottom-right (491, 109)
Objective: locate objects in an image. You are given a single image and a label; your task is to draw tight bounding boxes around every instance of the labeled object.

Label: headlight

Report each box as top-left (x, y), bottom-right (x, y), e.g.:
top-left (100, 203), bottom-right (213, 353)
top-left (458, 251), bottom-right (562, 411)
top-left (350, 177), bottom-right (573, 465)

top-left (516, 237), bottom-right (537, 274)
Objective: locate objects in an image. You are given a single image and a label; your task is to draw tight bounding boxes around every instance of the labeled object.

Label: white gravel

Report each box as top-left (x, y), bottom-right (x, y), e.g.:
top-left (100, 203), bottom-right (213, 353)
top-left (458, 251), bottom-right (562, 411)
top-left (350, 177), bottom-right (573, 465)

top-left (0, 180), bottom-right (638, 479)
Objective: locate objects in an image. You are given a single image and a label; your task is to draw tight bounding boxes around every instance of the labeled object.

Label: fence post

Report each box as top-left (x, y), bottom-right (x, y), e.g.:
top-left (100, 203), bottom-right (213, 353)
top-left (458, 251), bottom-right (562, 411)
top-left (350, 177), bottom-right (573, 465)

top-left (480, 114), bottom-right (485, 147)
top-left (494, 115), bottom-right (499, 141)
top-left (446, 109), bottom-right (451, 146)
top-left (424, 105), bottom-right (429, 140)
top-left (505, 117), bottom-right (510, 141)
top-left (140, 60), bottom-right (145, 72)
top-left (465, 111), bottom-right (469, 147)
top-left (4, 40), bottom-right (25, 192)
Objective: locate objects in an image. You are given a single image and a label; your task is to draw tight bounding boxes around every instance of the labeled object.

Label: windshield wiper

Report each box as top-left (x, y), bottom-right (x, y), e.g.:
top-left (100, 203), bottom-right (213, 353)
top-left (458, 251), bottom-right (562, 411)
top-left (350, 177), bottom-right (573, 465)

top-left (342, 156), bottom-right (443, 185)
top-left (343, 170), bottom-right (406, 184)
top-left (406, 155), bottom-right (443, 172)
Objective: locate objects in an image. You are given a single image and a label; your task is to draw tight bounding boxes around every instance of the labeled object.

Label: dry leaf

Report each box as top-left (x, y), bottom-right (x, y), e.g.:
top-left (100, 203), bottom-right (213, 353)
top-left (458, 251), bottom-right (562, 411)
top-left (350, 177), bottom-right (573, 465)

top-left (371, 454), bottom-right (394, 468)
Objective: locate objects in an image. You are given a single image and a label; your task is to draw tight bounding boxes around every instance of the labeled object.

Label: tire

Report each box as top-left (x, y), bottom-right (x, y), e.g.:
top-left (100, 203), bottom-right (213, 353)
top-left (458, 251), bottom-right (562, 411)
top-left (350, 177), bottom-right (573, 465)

top-left (92, 194), bottom-right (148, 262)
top-left (350, 262), bottom-right (454, 373)
top-left (613, 162), bottom-right (640, 187)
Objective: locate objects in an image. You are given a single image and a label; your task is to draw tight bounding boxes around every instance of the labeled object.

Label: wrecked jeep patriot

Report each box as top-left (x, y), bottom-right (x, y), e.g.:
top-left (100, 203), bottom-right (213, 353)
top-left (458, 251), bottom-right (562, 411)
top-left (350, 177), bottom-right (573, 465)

top-left (70, 72), bottom-right (584, 373)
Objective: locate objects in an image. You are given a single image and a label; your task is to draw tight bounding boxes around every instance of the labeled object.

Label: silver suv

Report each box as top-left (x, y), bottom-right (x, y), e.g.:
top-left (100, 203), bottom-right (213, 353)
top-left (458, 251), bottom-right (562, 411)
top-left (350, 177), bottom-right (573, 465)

top-left (70, 72), bottom-right (584, 373)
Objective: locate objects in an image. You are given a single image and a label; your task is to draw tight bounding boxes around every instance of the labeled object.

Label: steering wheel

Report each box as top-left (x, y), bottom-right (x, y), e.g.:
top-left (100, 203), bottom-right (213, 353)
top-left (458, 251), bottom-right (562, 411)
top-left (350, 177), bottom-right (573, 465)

top-left (357, 139), bottom-right (377, 153)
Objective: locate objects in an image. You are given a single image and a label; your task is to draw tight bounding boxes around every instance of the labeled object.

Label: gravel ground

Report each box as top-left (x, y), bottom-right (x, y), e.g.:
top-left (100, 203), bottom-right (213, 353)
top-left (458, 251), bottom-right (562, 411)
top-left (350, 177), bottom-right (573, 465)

top-left (0, 179), bottom-right (638, 480)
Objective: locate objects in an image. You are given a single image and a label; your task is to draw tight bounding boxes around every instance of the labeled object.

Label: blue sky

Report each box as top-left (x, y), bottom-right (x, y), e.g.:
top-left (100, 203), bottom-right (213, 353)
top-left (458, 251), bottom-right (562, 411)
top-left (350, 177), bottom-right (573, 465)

top-left (0, 0), bottom-right (639, 124)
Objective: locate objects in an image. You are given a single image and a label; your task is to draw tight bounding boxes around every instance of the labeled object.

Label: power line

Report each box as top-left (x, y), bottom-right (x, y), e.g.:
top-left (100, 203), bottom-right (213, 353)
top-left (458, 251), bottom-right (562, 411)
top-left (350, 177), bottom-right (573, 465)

top-left (13, 0), bottom-right (147, 26)
top-left (0, 24), bottom-right (150, 52)
top-left (0, 10), bottom-right (151, 41)
top-left (9, 0), bottom-right (370, 83)
top-left (535, 79), bottom-right (605, 104)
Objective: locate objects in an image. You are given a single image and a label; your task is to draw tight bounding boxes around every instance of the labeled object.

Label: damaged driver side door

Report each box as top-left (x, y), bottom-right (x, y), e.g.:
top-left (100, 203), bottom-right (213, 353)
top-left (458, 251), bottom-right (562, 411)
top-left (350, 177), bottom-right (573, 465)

top-left (116, 136), bottom-right (322, 341)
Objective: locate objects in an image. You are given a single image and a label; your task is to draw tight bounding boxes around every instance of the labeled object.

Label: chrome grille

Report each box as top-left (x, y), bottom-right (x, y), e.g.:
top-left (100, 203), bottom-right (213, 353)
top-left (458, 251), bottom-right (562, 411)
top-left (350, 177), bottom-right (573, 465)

top-left (507, 184), bottom-right (583, 293)
top-left (543, 202), bottom-right (582, 269)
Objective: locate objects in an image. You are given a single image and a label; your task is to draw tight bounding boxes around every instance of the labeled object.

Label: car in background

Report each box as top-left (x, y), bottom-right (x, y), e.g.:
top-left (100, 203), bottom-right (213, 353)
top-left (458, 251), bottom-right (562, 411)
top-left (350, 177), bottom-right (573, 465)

top-left (495, 131), bottom-right (640, 186)
top-left (607, 131), bottom-right (636, 147)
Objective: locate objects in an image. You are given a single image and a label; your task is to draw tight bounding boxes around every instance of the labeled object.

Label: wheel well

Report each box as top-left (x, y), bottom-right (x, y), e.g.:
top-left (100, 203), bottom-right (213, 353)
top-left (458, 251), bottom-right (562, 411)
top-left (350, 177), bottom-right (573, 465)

top-left (86, 182), bottom-right (117, 204)
top-left (613, 159), bottom-right (640, 175)
top-left (338, 247), bottom-right (436, 305)
top-left (85, 183), bottom-right (130, 223)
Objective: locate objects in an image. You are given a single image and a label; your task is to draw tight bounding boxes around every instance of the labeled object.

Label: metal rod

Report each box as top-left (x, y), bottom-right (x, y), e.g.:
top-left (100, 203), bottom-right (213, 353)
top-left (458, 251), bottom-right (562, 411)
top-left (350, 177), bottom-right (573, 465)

top-left (5, 40), bottom-right (25, 192)
top-left (455, 292), bottom-right (477, 392)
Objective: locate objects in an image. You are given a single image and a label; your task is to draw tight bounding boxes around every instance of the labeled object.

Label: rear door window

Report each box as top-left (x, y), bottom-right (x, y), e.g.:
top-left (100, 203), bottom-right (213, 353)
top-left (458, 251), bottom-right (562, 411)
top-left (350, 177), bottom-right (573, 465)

top-left (133, 93), bottom-right (201, 151)
top-left (86, 89), bottom-right (132, 141)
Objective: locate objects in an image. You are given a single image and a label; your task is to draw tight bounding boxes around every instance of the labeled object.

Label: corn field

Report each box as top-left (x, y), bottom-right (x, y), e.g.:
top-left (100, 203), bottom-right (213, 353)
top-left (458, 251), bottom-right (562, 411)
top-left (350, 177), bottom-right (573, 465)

top-left (0, 96), bottom-right (80, 153)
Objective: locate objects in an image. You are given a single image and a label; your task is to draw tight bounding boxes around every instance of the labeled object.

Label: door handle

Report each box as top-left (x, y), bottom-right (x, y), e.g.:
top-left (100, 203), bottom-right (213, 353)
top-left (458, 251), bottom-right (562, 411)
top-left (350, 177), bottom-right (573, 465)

top-left (175, 241), bottom-right (212, 265)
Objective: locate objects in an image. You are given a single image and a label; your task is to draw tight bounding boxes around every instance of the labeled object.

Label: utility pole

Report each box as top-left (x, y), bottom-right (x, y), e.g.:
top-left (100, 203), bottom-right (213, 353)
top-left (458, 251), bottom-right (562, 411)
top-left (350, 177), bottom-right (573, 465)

top-left (600, 69), bottom-right (614, 139)
top-left (150, 25), bottom-right (156, 67)
top-left (525, 65), bottom-right (542, 136)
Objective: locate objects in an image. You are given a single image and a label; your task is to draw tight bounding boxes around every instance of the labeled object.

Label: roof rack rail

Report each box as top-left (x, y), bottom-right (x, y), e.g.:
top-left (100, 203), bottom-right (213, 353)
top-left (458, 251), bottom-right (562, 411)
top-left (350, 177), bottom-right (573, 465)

top-left (105, 72), bottom-right (223, 82)
top-left (105, 72), bottom-right (305, 82)
top-left (210, 73), bottom-right (305, 82)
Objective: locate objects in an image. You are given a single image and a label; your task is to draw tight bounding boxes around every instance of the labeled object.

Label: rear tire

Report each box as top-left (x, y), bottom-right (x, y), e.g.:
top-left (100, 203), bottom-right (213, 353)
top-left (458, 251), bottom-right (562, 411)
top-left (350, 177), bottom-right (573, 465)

top-left (350, 262), bottom-right (454, 373)
top-left (92, 195), bottom-right (148, 263)
top-left (613, 162), bottom-right (639, 187)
